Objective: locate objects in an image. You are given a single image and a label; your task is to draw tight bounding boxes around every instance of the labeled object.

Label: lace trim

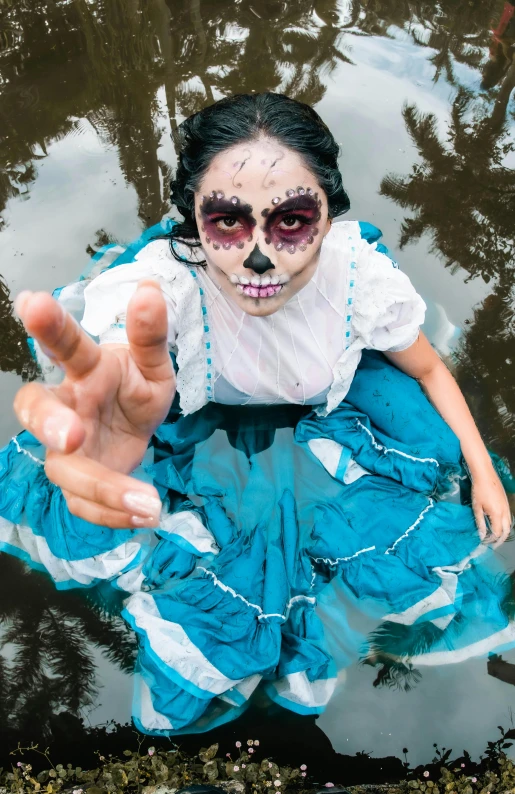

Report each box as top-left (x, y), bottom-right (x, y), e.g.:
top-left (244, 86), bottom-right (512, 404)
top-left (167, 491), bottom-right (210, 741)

top-left (197, 567), bottom-right (316, 621)
top-left (385, 498), bottom-right (435, 555)
top-left (355, 419), bottom-right (440, 466)
top-left (312, 545), bottom-right (376, 565)
top-left (12, 437), bottom-right (44, 467)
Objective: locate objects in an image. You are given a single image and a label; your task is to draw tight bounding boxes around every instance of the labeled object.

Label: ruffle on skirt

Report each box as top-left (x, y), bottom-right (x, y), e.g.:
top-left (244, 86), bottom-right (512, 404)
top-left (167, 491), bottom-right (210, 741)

top-left (1, 219), bottom-right (514, 735)
top-left (1, 351), bottom-right (514, 735)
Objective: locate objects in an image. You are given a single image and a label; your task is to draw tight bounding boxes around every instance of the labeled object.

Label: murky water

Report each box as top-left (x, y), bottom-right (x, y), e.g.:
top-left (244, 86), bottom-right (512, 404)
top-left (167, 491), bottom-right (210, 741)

top-left (0, 0), bottom-right (514, 779)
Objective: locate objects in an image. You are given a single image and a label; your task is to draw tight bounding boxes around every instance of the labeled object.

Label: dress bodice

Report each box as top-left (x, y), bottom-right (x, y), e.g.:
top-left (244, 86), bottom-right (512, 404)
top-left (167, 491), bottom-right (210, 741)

top-left (81, 220), bottom-right (426, 415)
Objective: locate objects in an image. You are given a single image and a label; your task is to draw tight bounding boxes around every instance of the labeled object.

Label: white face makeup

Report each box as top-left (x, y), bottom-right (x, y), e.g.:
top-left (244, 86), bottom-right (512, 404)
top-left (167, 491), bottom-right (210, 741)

top-left (194, 137), bottom-right (332, 317)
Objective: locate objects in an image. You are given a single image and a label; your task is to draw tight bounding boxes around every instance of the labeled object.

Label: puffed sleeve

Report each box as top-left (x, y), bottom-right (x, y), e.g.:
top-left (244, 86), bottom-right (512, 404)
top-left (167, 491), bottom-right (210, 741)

top-left (352, 240), bottom-right (426, 353)
top-left (81, 241), bottom-right (179, 346)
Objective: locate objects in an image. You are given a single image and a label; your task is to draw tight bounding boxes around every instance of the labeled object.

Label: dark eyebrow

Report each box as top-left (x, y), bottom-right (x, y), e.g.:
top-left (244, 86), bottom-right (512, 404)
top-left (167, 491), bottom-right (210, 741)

top-left (264, 195), bottom-right (319, 219)
top-left (200, 198), bottom-right (254, 216)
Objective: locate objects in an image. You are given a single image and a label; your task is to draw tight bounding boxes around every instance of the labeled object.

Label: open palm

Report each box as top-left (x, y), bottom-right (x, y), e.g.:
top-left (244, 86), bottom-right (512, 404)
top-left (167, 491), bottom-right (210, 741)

top-left (14, 281), bottom-right (175, 529)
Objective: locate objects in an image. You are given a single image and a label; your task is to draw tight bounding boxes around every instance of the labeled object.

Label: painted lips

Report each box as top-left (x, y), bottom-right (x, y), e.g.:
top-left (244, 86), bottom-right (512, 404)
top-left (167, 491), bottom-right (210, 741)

top-left (236, 284), bottom-right (283, 298)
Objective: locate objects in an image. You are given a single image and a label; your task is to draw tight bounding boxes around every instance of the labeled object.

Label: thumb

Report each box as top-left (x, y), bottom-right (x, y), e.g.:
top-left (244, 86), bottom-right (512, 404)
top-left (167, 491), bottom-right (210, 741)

top-left (126, 280), bottom-right (172, 383)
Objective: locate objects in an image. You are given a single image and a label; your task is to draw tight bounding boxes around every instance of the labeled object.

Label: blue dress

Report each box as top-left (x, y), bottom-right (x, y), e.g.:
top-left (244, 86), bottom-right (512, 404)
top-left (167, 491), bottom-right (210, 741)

top-left (0, 221), bottom-right (513, 736)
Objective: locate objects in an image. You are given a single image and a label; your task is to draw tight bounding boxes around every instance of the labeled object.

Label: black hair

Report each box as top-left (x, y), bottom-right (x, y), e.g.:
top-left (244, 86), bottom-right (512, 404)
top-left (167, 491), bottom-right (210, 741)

top-left (167, 92), bottom-right (350, 264)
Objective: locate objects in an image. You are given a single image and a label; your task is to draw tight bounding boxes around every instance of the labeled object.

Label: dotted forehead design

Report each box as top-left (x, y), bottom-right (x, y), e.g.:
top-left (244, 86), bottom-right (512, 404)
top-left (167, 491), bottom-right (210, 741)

top-left (200, 192), bottom-right (242, 205)
top-left (271, 186), bottom-right (316, 205)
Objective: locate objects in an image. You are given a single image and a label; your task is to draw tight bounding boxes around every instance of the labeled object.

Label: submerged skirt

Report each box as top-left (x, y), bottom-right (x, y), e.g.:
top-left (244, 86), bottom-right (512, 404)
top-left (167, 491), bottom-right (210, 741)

top-left (0, 221), bottom-right (514, 736)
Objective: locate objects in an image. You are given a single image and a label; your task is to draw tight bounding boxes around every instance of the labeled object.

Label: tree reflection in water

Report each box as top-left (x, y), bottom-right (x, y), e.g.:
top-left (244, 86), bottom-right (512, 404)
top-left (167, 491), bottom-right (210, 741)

top-left (0, 555), bottom-right (136, 740)
top-left (341, 0), bottom-right (501, 86)
top-left (0, 0), bottom-right (514, 752)
top-left (0, 276), bottom-right (37, 379)
top-left (380, 21), bottom-right (515, 470)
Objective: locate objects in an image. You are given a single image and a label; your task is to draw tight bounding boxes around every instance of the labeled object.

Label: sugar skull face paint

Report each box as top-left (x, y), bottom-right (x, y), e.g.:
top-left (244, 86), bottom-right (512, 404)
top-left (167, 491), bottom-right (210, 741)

top-left (199, 191), bottom-right (256, 250)
top-left (263, 187), bottom-right (322, 254)
top-left (195, 137), bottom-right (332, 317)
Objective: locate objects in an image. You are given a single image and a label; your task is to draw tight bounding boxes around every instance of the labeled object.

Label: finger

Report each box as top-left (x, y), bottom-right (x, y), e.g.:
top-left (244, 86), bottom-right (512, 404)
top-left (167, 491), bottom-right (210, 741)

top-left (14, 382), bottom-right (85, 453)
top-left (493, 514), bottom-right (513, 549)
top-left (63, 490), bottom-right (149, 530)
top-left (15, 290), bottom-right (101, 380)
top-left (473, 501), bottom-right (488, 542)
top-left (45, 452), bottom-right (161, 524)
top-left (487, 511), bottom-right (504, 542)
top-left (126, 280), bottom-right (173, 383)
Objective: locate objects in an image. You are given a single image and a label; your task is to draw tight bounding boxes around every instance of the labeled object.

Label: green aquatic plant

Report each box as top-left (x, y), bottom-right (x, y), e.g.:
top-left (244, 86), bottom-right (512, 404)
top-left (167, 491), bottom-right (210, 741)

top-left (4, 727), bottom-right (515, 794)
top-left (3, 738), bottom-right (308, 794)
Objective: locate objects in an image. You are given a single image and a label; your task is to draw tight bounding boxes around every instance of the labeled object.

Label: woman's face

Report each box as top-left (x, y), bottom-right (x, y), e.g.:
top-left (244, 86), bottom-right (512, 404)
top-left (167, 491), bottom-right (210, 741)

top-left (194, 137), bottom-right (332, 316)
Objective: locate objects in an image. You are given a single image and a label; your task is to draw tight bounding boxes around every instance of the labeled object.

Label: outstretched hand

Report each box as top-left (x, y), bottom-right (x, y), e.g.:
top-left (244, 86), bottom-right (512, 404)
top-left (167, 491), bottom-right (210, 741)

top-left (14, 281), bottom-right (176, 529)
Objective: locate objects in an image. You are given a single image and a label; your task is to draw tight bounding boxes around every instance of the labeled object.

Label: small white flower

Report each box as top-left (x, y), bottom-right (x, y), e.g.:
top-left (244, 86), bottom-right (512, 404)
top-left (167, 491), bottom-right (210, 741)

top-left (325, 784), bottom-right (335, 788)
top-left (461, 764), bottom-right (466, 769)
top-left (300, 764), bottom-right (307, 771)
top-left (234, 765), bottom-right (240, 772)
top-left (242, 764), bottom-right (246, 769)
top-left (269, 763), bottom-right (273, 769)
top-left (148, 747), bottom-right (155, 756)
top-left (254, 740), bottom-right (260, 746)
top-left (236, 741), bottom-right (242, 748)
top-left (247, 740), bottom-right (254, 746)
top-left (249, 748), bottom-right (254, 754)
top-left (274, 780), bottom-right (282, 787)
top-left (471, 778), bottom-right (477, 783)
top-left (301, 773), bottom-right (306, 778)
top-left (423, 772), bottom-right (430, 778)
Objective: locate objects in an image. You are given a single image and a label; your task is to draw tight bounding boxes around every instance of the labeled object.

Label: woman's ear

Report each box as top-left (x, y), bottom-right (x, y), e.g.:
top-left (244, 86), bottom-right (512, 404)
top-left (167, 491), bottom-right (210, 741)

top-left (324, 217), bottom-right (333, 236)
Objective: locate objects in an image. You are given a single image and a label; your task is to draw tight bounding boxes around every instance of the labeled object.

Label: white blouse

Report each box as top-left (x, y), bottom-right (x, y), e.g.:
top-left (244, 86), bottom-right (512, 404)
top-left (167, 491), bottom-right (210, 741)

top-left (81, 221), bottom-right (426, 416)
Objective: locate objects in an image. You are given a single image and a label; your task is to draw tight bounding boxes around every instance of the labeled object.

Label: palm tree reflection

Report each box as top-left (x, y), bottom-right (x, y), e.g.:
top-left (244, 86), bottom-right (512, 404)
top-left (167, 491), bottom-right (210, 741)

top-left (0, 555), bottom-right (136, 740)
top-left (380, 58), bottom-right (515, 469)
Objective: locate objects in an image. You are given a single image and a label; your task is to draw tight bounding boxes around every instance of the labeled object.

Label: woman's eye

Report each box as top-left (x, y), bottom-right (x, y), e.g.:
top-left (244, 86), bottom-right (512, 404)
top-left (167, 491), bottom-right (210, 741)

top-left (279, 215), bottom-right (302, 230)
top-left (215, 217), bottom-right (242, 231)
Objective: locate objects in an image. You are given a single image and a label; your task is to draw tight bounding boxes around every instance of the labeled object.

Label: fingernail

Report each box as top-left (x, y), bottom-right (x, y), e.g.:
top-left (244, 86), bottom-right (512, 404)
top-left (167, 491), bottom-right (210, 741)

top-left (14, 290), bottom-right (32, 318)
top-left (43, 415), bottom-right (70, 452)
top-left (131, 515), bottom-right (159, 528)
top-left (123, 491), bottom-right (161, 520)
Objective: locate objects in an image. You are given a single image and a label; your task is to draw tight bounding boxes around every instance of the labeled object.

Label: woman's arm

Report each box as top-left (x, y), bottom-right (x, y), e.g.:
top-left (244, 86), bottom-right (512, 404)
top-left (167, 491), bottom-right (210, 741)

top-left (385, 332), bottom-right (512, 547)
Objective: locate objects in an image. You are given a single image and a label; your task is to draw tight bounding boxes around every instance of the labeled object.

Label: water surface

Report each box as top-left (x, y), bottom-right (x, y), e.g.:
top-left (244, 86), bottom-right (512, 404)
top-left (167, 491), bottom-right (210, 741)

top-left (0, 0), bottom-right (514, 777)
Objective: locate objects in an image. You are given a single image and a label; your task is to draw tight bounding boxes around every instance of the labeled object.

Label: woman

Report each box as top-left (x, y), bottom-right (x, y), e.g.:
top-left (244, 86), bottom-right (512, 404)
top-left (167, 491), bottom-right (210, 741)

top-left (1, 93), bottom-right (512, 735)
